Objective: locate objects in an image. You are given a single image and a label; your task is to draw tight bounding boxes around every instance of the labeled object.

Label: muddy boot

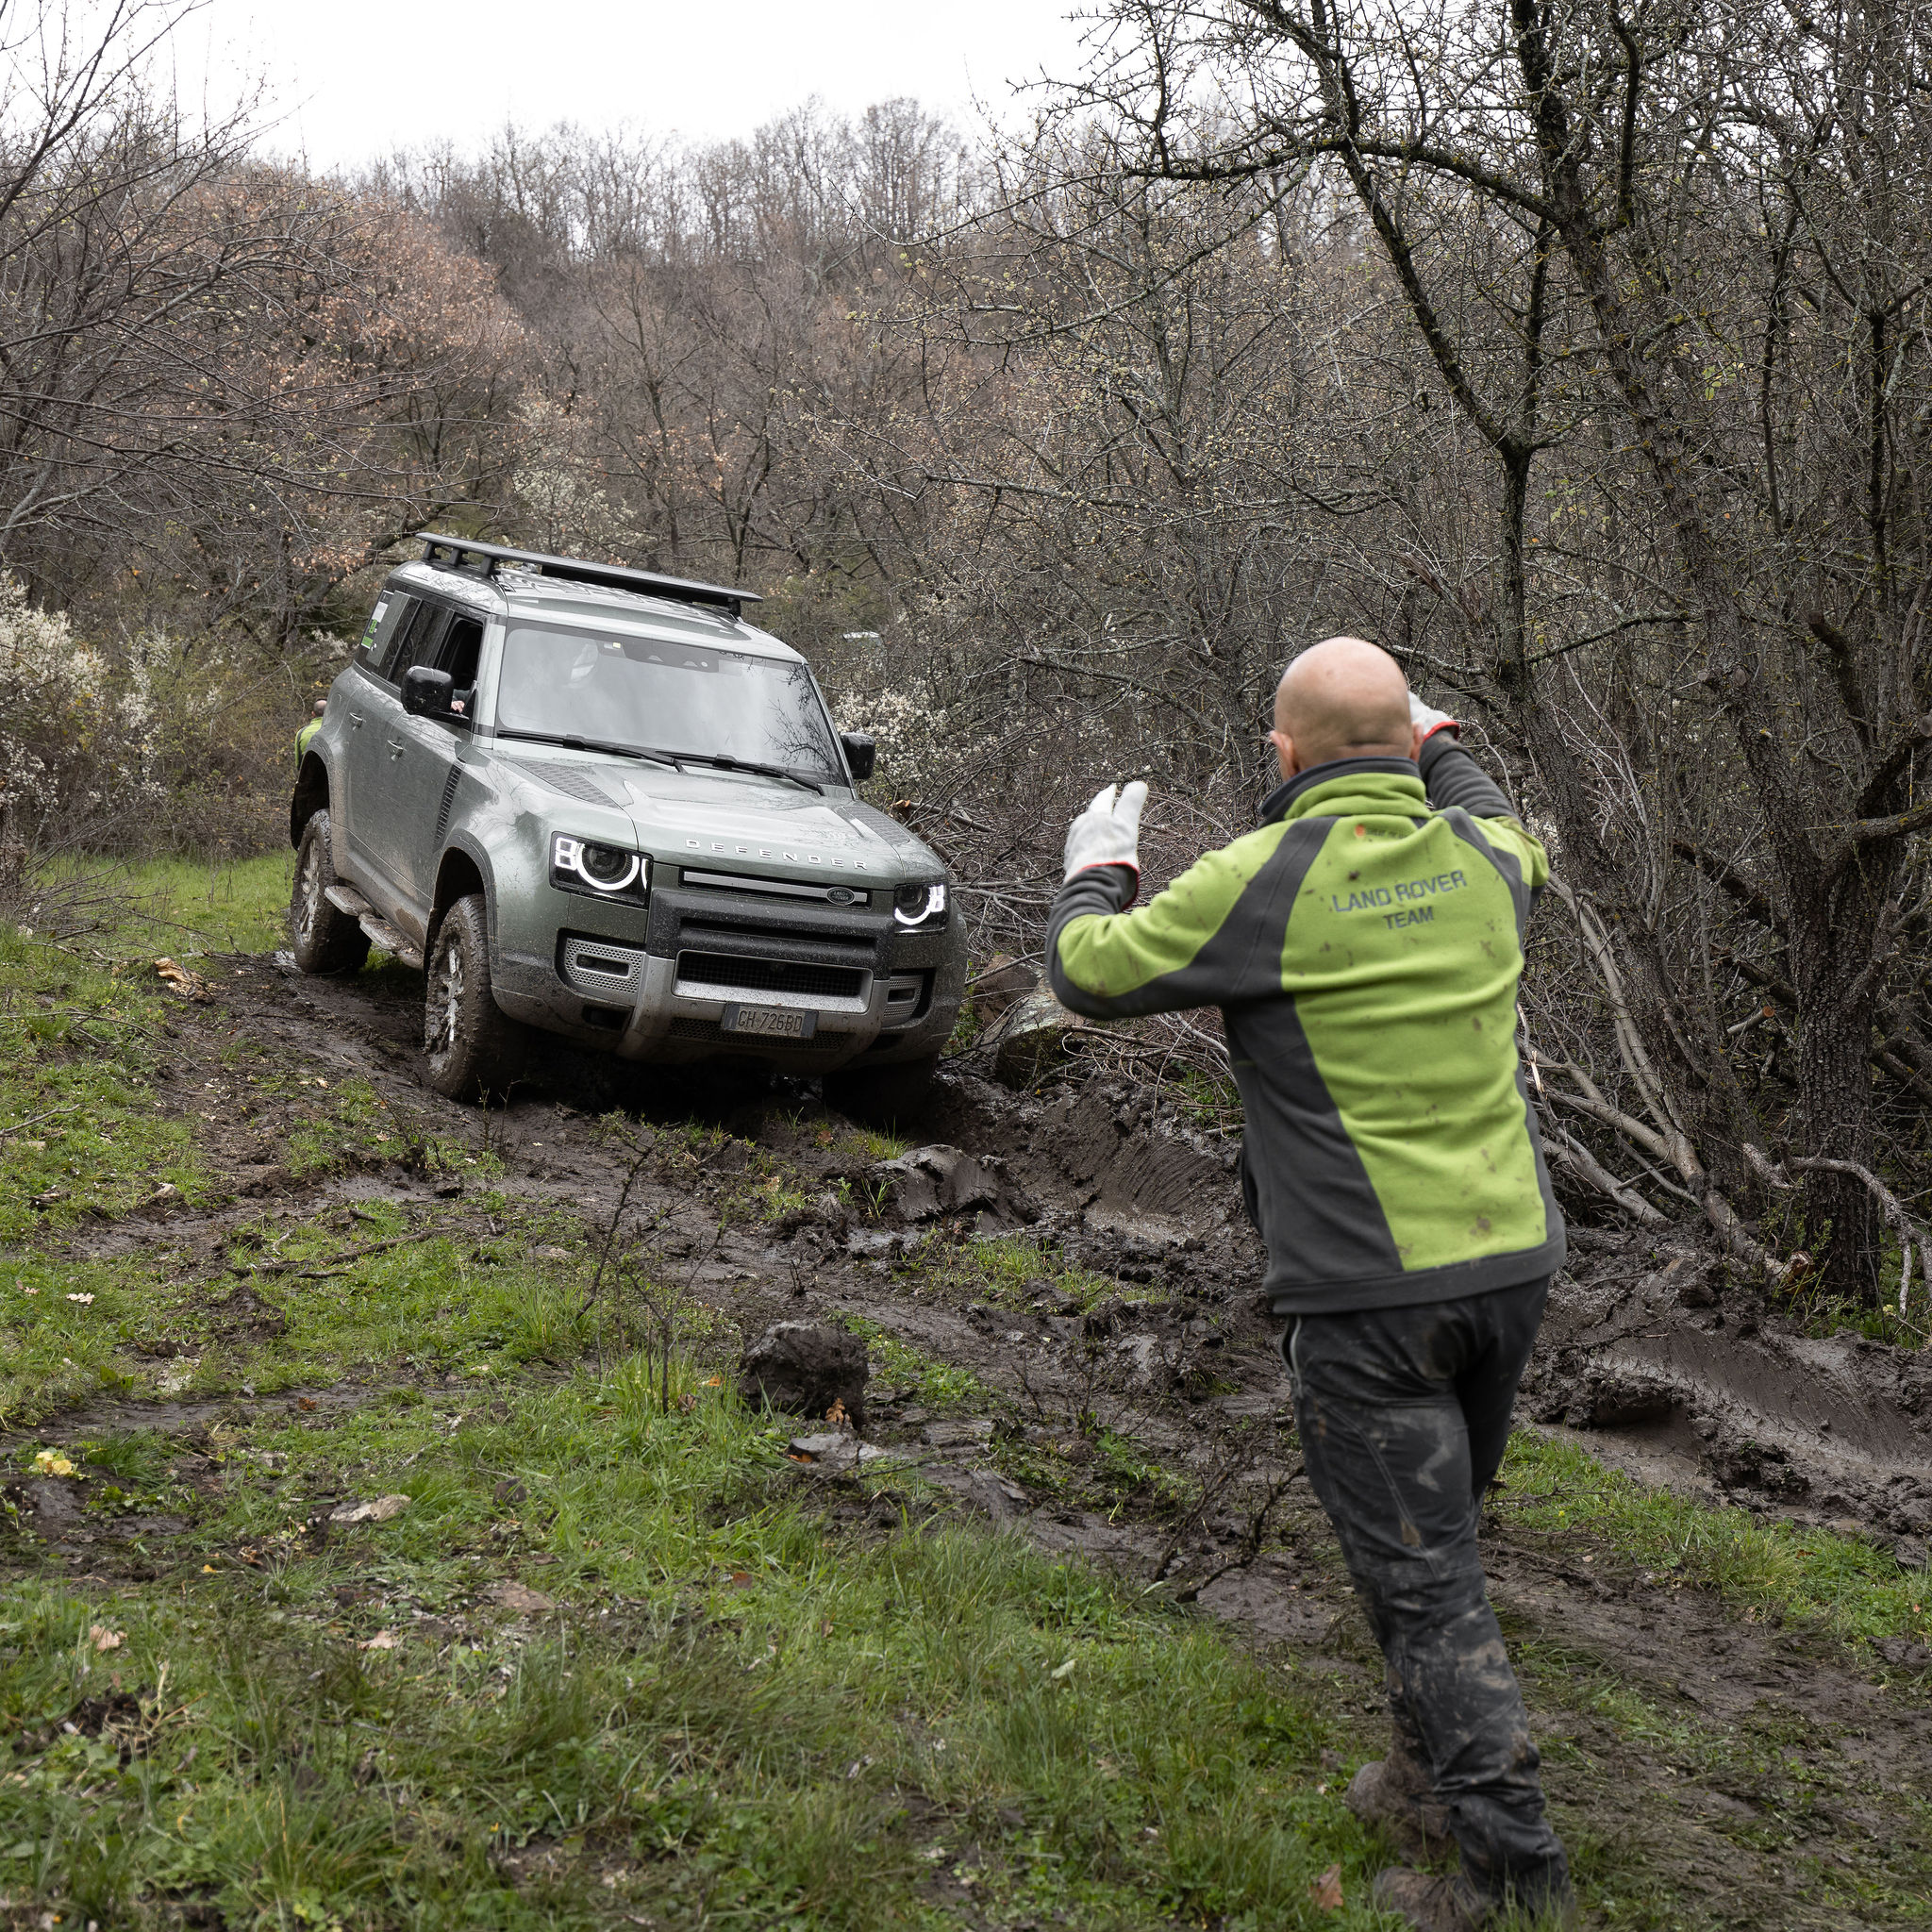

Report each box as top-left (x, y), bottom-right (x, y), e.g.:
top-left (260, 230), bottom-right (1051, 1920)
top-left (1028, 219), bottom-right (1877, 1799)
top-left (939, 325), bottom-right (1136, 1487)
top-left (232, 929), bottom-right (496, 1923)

top-left (1347, 1751), bottom-right (1452, 1861)
top-left (1370, 1869), bottom-right (1488, 1931)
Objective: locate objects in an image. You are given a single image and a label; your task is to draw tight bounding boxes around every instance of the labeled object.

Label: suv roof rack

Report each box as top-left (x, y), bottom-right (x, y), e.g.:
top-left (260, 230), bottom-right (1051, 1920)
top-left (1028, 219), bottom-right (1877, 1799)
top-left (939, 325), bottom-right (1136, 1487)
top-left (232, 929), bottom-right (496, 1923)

top-left (415, 532), bottom-right (760, 618)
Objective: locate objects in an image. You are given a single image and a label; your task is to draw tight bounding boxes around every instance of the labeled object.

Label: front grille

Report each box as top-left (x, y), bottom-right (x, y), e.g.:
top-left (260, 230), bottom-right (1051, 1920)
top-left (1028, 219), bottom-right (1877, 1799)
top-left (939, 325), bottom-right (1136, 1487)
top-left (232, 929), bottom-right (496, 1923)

top-left (681, 867), bottom-right (871, 908)
top-left (675, 951), bottom-right (864, 1000)
top-left (675, 915), bottom-right (875, 964)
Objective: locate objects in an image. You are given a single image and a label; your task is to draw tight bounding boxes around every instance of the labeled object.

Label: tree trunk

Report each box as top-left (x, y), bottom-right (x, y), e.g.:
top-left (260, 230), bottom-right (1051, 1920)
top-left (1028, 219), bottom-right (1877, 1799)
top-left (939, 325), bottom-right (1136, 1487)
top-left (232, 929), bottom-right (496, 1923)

top-left (1788, 862), bottom-right (1895, 1299)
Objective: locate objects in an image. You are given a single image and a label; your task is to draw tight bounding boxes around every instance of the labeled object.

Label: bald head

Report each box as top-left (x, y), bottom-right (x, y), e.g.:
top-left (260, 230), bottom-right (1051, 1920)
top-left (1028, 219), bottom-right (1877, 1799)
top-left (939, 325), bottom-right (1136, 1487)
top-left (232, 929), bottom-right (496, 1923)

top-left (1271, 636), bottom-right (1418, 778)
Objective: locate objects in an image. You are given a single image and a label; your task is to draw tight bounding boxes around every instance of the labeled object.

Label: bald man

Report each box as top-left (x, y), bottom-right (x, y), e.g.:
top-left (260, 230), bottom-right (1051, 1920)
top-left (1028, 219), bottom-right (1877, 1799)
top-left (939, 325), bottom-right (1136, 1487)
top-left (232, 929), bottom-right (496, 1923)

top-left (1047, 638), bottom-right (1572, 1931)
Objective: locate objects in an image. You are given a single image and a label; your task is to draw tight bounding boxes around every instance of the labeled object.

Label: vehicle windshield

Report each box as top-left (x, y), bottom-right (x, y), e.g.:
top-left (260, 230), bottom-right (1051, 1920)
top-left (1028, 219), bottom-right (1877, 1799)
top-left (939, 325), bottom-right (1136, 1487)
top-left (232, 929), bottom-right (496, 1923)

top-left (496, 625), bottom-right (842, 778)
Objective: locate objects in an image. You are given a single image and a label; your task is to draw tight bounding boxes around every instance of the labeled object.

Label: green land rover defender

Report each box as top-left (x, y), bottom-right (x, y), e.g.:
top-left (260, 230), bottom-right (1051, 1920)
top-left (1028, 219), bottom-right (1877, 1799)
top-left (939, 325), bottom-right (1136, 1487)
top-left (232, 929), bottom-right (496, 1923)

top-left (289, 534), bottom-right (963, 1115)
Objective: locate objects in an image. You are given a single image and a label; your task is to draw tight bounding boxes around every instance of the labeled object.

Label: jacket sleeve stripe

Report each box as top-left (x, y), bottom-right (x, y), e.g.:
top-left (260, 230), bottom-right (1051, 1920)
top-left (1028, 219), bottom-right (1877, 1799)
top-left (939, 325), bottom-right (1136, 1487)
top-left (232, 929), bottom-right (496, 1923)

top-left (1047, 823), bottom-right (1295, 1019)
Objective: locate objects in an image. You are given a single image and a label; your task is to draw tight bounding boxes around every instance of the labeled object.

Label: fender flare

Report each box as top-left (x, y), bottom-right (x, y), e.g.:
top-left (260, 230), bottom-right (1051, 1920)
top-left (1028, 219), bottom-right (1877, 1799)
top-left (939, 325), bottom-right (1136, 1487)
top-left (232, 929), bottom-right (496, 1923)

top-left (290, 751), bottom-right (333, 850)
top-left (426, 831), bottom-right (497, 959)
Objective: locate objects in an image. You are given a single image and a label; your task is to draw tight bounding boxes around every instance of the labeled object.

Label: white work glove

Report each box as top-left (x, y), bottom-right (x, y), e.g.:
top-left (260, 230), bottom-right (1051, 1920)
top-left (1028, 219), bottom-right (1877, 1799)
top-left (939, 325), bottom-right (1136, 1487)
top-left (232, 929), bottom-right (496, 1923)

top-left (1063, 780), bottom-right (1148, 882)
top-left (1408, 692), bottom-right (1460, 744)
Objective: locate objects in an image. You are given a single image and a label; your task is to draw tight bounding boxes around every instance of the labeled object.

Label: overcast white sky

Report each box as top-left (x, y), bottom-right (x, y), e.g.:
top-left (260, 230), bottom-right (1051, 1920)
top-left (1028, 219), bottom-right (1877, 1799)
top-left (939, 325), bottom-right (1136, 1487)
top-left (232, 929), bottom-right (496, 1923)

top-left (180, 1), bottom-right (1096, 170)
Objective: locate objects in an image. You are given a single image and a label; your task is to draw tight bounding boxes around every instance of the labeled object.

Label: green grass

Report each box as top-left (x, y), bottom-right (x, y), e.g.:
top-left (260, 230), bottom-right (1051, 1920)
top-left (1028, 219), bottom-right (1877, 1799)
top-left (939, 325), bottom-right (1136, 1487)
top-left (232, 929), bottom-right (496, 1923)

top-left (0, 856), bottom-right (294, 1243)
top-left (0, 927), bottom-right (210, 1246)
top-left (833, 1315), bottom-right (1003, 1419)
top-left (0, 1195), bottom-right (612, 1425)
top-left (1, 1359), bottom-right (1390, 1931)
top-left (106, 850), bottom-right (296, 959)
top-left (877, 1233), bottom-right (1124, 1315)
top-left (1502, 1431), bottom-right (1932, 1649)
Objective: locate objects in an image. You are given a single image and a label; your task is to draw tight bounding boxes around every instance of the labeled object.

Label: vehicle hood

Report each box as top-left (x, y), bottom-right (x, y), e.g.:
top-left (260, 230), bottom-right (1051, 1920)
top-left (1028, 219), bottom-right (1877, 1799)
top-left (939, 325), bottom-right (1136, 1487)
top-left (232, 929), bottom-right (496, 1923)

top-left (494, 747), bottom-right (941, 882)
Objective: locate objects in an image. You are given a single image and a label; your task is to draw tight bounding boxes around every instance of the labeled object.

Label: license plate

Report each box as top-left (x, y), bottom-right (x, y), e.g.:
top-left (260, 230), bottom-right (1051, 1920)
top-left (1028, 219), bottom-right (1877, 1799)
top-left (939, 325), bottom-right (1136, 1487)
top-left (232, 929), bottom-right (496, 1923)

top-left (722, 1004), bottom-right (815, 1040)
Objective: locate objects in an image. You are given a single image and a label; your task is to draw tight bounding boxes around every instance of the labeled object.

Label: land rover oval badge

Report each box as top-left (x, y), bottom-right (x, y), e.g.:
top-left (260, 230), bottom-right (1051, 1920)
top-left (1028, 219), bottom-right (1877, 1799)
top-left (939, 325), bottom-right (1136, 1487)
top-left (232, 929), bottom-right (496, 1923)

top-left (825, 886), bottom-right (857, 907)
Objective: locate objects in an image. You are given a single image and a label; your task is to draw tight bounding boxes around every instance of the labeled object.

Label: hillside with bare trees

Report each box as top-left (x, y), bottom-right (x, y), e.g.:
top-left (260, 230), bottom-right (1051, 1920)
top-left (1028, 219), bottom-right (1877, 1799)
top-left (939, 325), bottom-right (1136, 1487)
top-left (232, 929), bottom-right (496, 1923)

top-left (9, 0), bottom-right (1932, 1307)
top-left (7, 8), bottom-right (1932, 1929)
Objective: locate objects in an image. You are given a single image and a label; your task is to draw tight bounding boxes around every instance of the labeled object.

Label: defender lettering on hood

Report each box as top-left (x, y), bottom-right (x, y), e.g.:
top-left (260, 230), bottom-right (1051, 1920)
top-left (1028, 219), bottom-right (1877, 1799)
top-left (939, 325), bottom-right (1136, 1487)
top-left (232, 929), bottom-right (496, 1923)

top-left (684, 839), bottom-right (872, 868)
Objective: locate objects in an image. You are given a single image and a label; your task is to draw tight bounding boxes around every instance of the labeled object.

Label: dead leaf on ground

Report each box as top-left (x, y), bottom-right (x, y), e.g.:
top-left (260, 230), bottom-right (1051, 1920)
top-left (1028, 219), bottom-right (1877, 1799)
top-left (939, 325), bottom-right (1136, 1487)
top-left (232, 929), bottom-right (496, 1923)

top-left (89, 1625), bottom-right (125, 1653)
top-left (153, 958), bottom-right (210, 1000)
top-left (328, 1493), bottom-right (410, 1524)
top-left (358, 1629), bottom-right (401, 1651)
top-left (1309, 1863), bottom-right (1344, 1911)
top-left (489, 1580), bottom-right (556, 1613)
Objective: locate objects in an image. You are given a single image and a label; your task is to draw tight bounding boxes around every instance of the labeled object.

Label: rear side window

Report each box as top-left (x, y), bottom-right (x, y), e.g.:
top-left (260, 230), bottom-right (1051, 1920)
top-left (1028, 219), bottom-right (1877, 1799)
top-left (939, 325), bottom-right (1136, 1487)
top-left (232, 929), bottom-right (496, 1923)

top-left (357, 594), bottom-right (408, 671)
top-left (378, 601), bottom-right (450, 683)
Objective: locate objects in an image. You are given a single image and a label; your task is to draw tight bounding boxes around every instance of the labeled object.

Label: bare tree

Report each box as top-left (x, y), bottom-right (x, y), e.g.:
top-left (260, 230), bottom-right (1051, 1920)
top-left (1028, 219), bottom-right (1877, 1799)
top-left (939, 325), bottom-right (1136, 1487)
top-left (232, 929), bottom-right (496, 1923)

top-left (1052, 0), bottom-right (1932, 1296)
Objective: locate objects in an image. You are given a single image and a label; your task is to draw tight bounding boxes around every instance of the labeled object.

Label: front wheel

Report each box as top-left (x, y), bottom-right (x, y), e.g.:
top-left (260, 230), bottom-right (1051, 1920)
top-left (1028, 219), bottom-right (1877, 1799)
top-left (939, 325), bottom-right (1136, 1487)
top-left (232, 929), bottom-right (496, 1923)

top-left (289, 811), bottom-right (371, 975)
top-left (823, 1054), bottom-right (940, 1128)
top-left (423, 893), bottom-right (525, 1102)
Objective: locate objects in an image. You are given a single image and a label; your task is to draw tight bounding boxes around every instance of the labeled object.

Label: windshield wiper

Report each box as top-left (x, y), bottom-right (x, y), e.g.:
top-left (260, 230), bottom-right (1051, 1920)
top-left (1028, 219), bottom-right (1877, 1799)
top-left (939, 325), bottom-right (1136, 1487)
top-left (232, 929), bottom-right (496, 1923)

top-left (497, 727), bottom-right (684, 772)
top-left (672, 751), bottom-right (826, 795)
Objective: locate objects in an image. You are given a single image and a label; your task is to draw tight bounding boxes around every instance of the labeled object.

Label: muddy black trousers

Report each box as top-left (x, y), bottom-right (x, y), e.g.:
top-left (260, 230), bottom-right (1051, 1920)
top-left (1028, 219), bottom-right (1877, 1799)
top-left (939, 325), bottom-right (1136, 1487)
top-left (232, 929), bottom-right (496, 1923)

top-left (1283, 1276), bottom-right (1571, 1913)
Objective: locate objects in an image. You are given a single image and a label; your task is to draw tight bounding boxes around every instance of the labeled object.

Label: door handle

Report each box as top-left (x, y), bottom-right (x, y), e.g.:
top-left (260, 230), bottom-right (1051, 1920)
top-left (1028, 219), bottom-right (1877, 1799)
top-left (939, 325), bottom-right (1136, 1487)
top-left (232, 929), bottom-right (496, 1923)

top-left (385, 738), bottom-right (406, 760)
top-left (348, 709), bottom-right (365, 728)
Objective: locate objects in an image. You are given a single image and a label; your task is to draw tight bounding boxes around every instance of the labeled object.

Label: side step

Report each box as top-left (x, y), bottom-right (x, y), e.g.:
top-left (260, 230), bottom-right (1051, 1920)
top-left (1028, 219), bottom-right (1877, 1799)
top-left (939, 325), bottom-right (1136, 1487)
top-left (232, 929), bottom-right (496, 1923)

top-left (325, 881), bottom-right (425, 969)
top-left (357, 913), bottom-right (425, 972)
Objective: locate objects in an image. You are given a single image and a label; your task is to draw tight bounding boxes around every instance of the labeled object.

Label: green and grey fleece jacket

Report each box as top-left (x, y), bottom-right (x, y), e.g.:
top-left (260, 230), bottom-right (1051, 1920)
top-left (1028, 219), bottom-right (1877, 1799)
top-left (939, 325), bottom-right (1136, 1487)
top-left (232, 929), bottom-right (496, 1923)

top-left (1046, 739), bottom-right (1565, 1315)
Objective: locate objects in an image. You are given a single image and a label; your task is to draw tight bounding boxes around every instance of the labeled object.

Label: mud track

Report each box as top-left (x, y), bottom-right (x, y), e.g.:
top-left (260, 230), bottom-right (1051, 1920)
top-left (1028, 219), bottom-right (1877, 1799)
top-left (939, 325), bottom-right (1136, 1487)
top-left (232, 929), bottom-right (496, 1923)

top-left (17, 954), bottom-right (1932, 1928)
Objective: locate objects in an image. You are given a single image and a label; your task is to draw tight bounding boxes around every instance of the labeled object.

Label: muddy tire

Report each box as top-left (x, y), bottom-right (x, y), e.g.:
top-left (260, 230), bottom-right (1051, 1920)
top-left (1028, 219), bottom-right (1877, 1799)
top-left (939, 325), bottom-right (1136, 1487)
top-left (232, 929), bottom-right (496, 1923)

top-left (423, 893), bottom-right (524, 1102)
top-left (823, 1053), bottom-right (940, 1127)
top-left (289, 811), bottom-right (371, 976)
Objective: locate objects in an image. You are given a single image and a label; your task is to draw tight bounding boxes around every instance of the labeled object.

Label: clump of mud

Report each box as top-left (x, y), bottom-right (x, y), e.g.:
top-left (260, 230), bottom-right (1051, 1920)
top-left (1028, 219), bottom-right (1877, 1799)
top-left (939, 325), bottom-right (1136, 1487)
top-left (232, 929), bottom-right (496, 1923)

top-left (924, 1070), bottom-right (1253, 1257)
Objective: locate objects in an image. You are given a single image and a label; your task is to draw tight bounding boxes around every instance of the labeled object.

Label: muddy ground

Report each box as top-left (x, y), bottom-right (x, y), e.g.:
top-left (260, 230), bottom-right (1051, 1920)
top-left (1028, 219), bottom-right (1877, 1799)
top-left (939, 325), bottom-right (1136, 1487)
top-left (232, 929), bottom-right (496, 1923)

top-left (11, 953), bottom-right (1932, 1928)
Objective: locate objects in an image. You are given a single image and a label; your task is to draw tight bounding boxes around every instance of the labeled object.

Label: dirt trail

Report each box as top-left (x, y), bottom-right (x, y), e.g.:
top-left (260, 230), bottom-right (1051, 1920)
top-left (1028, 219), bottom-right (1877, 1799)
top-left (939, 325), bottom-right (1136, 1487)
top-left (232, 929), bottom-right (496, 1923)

top-left (15, 956), bottom-right (1932, 1927)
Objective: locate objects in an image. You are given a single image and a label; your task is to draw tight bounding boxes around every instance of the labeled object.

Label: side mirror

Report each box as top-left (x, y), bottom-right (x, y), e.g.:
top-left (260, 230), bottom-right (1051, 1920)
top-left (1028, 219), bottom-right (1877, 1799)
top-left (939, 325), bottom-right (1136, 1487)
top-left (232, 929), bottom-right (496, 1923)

top-left (402, 665), bottom-right (456, 718)
top-left (841, 731), bottom-right (876, 783)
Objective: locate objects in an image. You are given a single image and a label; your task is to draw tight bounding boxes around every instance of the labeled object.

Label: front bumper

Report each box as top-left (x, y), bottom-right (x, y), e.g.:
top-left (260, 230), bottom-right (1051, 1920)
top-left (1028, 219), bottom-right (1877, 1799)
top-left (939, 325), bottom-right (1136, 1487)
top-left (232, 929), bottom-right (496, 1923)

top-left (491, 872), bottom-right (961, 1071)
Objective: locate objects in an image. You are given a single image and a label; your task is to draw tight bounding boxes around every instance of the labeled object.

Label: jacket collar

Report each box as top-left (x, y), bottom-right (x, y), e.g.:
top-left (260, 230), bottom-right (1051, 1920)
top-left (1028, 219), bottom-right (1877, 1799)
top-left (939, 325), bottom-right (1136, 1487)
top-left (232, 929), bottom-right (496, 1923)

top-left (1259, 756), bottom-right (1425, 826)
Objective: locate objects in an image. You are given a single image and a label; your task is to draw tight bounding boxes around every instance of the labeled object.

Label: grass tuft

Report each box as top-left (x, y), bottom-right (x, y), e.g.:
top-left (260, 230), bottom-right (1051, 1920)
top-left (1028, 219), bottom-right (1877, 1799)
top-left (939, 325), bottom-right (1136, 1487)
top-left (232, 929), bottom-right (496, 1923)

top-left (1504, 1431), bottom-right (1932, 1648)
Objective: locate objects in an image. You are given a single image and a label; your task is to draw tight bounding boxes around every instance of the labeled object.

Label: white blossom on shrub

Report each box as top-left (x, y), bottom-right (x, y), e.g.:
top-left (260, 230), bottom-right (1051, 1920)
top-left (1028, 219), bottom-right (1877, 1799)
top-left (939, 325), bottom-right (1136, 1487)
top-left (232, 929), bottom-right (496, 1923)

top-left (833, 680), bottom-right (955, 795)
top-left (0, 574), bottom-right (158, 851)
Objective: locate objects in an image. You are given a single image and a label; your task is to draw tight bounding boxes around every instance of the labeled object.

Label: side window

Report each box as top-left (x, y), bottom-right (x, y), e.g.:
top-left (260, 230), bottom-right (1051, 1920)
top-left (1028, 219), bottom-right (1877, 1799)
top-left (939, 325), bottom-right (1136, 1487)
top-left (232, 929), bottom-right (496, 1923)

top-left (439, 615), bottom-right (484, 691)
top-left (379, 601), bottom-right (450, 684)
top-left (357, 594), bottom-right (408, 672)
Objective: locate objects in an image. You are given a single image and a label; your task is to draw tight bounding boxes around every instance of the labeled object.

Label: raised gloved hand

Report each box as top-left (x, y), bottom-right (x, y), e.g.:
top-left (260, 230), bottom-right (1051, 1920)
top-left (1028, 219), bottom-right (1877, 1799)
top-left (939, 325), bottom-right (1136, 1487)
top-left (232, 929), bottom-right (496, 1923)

top-left (1063, 780), bottom-right (1148, 882)
top-left (1408, 692), bottom-right (1459, 744)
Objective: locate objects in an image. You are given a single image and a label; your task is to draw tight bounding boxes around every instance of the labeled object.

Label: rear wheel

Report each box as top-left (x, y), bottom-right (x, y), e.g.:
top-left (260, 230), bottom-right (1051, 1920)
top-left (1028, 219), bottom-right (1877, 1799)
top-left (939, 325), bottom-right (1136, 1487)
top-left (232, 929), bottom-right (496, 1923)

top-left (423, 893), bottom-right (525, 1102)
top-left (823, 1054), bottom-right (940, 1128)
top-left (289, 811), bottom-right (371, 975)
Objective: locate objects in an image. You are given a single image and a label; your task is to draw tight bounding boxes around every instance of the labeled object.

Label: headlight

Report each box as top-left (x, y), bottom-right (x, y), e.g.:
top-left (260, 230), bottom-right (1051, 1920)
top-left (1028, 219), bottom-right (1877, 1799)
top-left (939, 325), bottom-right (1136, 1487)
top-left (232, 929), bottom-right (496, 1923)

top-left (892, 881), bottom-right (947, 928)
top-left (552, 834), bottom-right (648, 902)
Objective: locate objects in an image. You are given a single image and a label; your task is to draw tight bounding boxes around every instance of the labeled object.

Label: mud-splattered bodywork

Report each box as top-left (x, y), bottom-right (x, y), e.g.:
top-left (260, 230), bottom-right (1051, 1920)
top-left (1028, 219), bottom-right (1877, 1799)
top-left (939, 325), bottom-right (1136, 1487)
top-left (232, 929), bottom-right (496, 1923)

top-left (291, 558), bottom-right (963, 1074)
